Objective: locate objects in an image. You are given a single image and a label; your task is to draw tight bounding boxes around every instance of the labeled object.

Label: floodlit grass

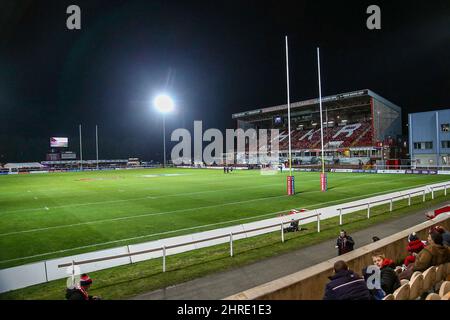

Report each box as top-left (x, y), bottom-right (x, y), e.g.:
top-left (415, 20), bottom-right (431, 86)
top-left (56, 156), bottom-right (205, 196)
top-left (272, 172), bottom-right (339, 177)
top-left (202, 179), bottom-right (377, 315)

top-left (1, 189), bottom-right (448, 300)
top-left (0, 168), bottom-right (449, 269)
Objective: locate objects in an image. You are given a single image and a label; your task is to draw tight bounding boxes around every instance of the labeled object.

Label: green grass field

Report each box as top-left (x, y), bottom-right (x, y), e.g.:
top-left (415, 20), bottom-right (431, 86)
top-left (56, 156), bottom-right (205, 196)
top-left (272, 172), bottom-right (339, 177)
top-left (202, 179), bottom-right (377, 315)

top-left (0, 168), bottom-right (449, 269)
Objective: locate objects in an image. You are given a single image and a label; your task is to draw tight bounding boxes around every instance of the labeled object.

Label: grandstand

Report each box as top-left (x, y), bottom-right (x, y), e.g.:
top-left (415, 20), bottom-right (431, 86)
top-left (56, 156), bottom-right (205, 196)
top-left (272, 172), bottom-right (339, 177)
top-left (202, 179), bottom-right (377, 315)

top-left (232, 89), bottom-right (402, 167)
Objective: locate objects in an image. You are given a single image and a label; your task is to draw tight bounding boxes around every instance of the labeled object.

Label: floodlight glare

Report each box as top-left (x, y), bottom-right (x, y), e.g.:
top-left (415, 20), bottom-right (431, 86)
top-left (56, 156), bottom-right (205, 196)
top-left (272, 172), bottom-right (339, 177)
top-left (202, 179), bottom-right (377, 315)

top-left (154, 94), bottom-right (174, 113)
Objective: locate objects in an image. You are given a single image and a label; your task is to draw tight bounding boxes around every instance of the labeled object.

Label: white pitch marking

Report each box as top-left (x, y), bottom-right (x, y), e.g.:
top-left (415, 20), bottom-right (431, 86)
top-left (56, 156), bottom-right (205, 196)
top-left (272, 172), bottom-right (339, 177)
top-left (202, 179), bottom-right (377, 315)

top-left (0, 180), bottom-right (309, 216)
top-left (1, 182), bottom-right (444, 265)
top-left (0, 180), bottom-right (443, 239)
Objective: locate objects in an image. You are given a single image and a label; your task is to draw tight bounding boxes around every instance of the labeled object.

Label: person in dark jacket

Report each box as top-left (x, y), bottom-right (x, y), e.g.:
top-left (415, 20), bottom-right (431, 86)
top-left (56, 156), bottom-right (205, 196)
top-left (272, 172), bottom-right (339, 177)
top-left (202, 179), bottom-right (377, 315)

top-left (323, 260), bottom-right (372, 300)
top-left (372, 253), bottom-right (401, 294)
top-left (65, 274), bottom-right (100, 300)
top-left (335, 230), bottom-right (355, 256)
top-left (362, 267), bottom-right (386, 300)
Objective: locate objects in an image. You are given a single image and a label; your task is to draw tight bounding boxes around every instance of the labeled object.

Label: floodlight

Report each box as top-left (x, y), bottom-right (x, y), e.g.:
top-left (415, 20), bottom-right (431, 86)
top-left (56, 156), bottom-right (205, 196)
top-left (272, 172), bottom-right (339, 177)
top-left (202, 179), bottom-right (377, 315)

top-left (153, 94), bottom-right (174, 113)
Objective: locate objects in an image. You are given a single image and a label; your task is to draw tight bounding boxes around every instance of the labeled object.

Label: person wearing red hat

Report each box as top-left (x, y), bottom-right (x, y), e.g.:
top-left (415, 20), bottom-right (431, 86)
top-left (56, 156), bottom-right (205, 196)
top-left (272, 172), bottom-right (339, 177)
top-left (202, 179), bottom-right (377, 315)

top-left (403, 232), bottom-right (426, 266)
top-left (65, 274), bottom-right (100, 300)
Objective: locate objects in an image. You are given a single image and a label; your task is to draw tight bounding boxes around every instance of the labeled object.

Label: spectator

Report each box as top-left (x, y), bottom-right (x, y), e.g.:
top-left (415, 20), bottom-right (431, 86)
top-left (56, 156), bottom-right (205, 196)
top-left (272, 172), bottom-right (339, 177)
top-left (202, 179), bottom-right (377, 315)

top-left (323, 260), bottom-right (372, 300)
top-left (399, 231), bottom-right (450, 280)
top-left (335, 230), bottom-right (355, 256)
top-left (362, 267), bottom-right (386, 300)
top-left (413, 231), bottom-right (450, 272)
top-left (429, 225), bottom-right (450, 247)
top-left (403, 232), bottom-right (425, 266)
top-left (283, 218), bottom-right (299, 233)
top-left (372, 253), bottom-right (401, 294)
top-left (65, 274), bottom-right (100, 300)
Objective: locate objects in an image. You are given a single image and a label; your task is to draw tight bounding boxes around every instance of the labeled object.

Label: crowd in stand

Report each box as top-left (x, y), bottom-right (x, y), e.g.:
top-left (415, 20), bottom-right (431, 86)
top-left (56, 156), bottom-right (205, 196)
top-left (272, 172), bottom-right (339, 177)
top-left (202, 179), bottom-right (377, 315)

top-left (323, 225), bottom-right (450, 300)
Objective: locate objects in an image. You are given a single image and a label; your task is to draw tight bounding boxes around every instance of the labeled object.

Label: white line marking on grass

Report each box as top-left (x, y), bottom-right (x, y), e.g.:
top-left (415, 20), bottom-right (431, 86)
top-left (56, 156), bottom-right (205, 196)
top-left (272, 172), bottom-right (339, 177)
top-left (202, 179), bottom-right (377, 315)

top-left (1, 181), bottom-right (443, 265)
top-left (0, 179), bottom-right (314, 216)
top-left (0, 180), bottom-right (442, 239)
top-left (0, 194), bottom-right (290, 237)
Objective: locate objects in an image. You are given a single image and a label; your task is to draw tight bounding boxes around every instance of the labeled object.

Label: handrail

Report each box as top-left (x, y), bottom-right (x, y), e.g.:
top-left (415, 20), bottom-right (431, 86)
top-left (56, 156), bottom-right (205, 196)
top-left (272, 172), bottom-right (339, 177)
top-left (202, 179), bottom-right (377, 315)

top-left (58, 212), bottom-right (321, 268)
top-left (338, 183), bottom-right (450, 212)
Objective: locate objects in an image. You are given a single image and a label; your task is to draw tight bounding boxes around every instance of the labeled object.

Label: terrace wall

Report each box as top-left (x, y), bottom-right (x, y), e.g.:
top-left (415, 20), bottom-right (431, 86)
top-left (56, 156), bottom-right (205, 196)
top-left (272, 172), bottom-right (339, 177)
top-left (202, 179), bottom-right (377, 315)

top-left (225, 213), bottom-right (450, 300)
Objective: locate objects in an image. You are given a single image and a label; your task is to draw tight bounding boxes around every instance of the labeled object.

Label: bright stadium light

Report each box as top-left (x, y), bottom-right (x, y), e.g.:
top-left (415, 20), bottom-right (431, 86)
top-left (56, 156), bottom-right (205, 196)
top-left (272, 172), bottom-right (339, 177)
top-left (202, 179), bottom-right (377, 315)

top-left (153, 94), bottom-right (175, 167)
top-left (153, 94), bottom-right (174, 113)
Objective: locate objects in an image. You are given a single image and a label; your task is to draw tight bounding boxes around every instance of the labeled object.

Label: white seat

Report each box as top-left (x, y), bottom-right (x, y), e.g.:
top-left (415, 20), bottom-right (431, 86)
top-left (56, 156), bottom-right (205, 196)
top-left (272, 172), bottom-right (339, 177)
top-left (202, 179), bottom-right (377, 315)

top-left (383, 293), bottom-right (394, 300)
top-left (422, 266), bottom-right (436, 292)
top-left (441, 291), bottom-right (450, 300)
top-left (410, 271), bottom-right (422, 282)
top-left (409, 274), bottom-right (423, 300)
top-left (393, 284), bottom-right (410, 300)
top-left (439, 281), bottom-right (450, 297)
top-left (425, 293), bottom-right (441, 300)
top-left (435, 264), bottom-right (445, 283)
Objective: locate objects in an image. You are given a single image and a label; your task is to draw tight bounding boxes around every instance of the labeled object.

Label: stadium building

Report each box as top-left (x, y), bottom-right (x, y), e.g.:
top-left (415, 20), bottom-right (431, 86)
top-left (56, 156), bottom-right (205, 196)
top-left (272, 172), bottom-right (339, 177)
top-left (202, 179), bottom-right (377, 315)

top-left (232, 89), bottom-right (402, 167)
top-left (408, 109), bottom-right (450, 168)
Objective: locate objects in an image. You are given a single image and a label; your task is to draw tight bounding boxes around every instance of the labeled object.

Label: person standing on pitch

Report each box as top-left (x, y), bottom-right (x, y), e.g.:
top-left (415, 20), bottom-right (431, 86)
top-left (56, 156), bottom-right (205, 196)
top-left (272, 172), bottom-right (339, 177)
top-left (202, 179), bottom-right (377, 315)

top-left (336, 230), bottom-right (355, 256)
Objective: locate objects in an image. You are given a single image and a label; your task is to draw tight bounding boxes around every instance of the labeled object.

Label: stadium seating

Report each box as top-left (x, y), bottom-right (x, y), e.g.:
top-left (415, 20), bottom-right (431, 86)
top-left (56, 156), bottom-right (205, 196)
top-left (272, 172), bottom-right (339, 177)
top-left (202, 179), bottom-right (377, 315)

top-left (425, 293), bottom-right (441, 300)
top-left (422, 266), bottom-right (436, 292)
top-left (393, 283), bottom-right (410, 300)
top-left (439, 281), bottom-right (450, 297)
top-left (382, 294), bottom-right (394, 300)
top-left (278, 121), bottom-right (373, 150)
top-left (389, 265), bottom-right (449, 300)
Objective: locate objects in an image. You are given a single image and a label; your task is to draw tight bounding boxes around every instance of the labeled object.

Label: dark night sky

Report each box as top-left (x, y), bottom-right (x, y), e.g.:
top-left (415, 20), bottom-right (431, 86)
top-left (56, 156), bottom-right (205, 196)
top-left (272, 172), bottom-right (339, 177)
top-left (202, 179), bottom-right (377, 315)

top-left (0, 0), bottom-right (449, 162)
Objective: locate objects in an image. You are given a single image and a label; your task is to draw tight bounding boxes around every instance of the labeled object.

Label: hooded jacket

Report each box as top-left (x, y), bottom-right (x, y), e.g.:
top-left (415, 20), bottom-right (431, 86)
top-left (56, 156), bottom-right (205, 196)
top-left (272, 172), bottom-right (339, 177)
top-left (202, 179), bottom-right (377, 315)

top-left (380, 259), bottom-right (401, 294)
top-left (323, 269), bottom-right (372, 300)
top-left (413, 243), bottom-right (450, 272)
top-left (407, 239), bottom-right (425, 254)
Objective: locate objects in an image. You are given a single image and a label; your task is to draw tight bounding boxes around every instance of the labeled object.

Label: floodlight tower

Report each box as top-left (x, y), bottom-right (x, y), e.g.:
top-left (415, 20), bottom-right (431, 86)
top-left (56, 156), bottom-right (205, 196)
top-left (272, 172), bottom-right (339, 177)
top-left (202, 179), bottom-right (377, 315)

top-left (153, 94), bottom-right (175, 167)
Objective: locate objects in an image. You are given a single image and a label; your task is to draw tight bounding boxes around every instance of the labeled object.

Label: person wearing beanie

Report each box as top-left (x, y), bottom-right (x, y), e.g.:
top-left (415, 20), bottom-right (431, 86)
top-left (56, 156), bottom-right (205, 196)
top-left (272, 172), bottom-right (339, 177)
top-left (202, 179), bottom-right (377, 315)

top-left (65, 274), bottom-right (100, 300)
top-left (403, 232), bottom-right (425, 266)
top-left (429, 226), bottom-right (450, 247)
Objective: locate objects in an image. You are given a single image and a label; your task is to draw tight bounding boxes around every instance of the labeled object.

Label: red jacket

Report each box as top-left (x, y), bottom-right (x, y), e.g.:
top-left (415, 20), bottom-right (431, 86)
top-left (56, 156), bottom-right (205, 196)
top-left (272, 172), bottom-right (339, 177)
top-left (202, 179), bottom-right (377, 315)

top-left (382, 258), bottom-right (396, 269)
top-left (404, 255), bottom-right (415, 266)
top-left (407, 239), bottom-right (424, 254)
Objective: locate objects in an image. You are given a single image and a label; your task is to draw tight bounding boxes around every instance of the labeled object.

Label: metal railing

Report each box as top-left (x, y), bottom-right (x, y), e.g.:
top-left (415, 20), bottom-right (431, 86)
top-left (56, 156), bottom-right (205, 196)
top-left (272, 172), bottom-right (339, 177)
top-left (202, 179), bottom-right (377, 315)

top-left (58, 212), bottom-right (322, 272)
top-left (337, 183), bottom-right (450, 225)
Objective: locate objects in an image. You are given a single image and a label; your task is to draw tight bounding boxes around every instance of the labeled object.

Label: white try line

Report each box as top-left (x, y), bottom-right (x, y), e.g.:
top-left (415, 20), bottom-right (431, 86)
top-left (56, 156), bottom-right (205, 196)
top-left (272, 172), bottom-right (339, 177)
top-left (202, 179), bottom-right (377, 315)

top-left (0, 181), bottom-right (444, 264)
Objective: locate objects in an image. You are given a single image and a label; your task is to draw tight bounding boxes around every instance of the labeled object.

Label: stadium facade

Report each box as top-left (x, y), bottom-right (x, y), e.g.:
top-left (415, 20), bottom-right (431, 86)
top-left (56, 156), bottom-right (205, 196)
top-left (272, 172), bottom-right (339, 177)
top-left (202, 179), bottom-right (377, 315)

top-left (408, 109), bottom-right (450, 168)
top-left (232, 89), bottom-right (402, 167)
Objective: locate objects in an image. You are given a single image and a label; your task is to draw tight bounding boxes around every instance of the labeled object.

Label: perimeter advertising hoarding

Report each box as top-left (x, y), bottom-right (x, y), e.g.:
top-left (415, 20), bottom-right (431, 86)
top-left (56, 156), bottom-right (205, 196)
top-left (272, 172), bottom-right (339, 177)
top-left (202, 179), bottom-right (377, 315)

top-left (50, 137), bottom-right (68, 148)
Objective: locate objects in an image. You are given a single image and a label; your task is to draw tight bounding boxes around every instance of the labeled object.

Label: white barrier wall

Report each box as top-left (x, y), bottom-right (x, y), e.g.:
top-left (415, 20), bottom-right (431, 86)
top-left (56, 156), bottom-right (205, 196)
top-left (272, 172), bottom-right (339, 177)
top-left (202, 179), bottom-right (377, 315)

top-left (0, 262), bottom-right (47, 293)
top-left (0, 180), bottom-right (449, 294)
